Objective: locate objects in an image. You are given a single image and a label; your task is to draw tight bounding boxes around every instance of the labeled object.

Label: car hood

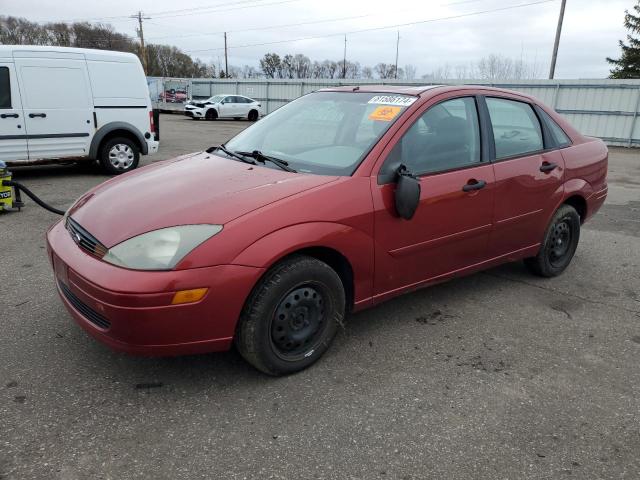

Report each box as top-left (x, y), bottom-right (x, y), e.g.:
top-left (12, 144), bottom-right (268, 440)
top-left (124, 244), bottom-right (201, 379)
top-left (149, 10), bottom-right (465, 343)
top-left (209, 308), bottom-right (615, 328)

top-left (69, 152), bottom-right (338, 247)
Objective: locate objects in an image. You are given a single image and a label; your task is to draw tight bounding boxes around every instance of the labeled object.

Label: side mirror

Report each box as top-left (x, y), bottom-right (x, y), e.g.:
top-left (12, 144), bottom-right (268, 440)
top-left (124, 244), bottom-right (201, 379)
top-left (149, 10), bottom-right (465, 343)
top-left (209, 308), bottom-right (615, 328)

top-left (394, 165), bottom-right (421, 220)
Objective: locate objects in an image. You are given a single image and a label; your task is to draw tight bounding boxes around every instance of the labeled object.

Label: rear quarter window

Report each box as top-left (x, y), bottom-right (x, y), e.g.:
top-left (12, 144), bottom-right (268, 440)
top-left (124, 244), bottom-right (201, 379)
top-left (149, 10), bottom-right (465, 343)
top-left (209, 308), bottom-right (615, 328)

top-left (538, 108), bottom-right (572, 147)
top-left (486, 97), bottom-right (544, 159)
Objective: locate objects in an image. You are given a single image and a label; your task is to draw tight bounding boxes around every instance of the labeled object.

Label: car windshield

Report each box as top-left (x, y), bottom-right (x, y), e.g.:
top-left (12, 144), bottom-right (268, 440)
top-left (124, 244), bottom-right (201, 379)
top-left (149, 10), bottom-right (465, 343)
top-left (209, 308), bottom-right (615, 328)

top-left (224, 91), bottom-right (416, 176)
top-left (206, 95), bottom-right (225, 103)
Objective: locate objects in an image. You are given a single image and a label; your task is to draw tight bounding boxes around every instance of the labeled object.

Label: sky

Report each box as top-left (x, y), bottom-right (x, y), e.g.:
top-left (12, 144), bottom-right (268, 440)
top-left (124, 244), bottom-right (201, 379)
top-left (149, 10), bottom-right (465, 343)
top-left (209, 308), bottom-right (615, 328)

top-left (2, 0), bottom-right (636, 78)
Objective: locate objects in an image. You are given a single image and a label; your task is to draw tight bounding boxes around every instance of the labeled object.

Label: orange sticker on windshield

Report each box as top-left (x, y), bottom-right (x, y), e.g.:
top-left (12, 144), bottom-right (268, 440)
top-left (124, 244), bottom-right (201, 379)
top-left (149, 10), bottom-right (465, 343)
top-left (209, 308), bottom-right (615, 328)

top-left (368, 105), bottom-right (401, 122)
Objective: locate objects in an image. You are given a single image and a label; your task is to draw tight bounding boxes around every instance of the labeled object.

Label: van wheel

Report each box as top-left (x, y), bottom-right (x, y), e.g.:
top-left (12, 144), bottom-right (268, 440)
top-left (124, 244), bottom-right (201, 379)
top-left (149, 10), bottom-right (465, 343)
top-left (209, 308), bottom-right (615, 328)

top-left (205, 109), bottom-right (218, 120)
top-left (99, 137), bottom-right (140, 175)
top-left (235, 255), bottom-right (345, 376)
top-left (524, 204), bottom-right (580, 277)
top-left (248, 110), bottom-right (259, 122)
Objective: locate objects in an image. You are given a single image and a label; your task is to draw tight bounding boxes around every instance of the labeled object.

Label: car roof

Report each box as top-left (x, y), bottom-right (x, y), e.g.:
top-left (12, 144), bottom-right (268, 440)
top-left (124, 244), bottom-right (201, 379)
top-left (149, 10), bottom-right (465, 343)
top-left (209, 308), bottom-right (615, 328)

top-left (317, 84), bottom-right (536, 102)
top-left (319, 84), bottom-right (445, 96)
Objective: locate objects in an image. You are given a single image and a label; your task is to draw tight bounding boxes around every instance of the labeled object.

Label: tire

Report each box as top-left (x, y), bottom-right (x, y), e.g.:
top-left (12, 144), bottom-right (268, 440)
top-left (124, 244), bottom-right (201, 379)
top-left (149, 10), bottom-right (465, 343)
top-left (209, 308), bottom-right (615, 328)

top-left (235, 255), bottom-right (346, 376)
top-left (205, 109), bottom-right (218, 120)
top-left (99, 137), bottom-right (140, 175)
top-left (248, 109), bottom-right (259, 122)
top-left (524, 204), bottom-right (581, 277)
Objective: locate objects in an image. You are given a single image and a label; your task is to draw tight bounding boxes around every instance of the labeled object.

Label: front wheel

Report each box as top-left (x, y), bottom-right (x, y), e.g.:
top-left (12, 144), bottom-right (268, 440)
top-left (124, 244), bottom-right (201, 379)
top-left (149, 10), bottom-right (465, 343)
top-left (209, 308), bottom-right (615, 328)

top-left (248, 109), bottom-right (259, 122)
top-left (99, 137), bottom-right (140, 175)
top-left (205, 109), bottom-right (218, 120)
top-left (524, 204), bottom-right (581, 277)
top-left (235, 256), bottom-right (345, 376)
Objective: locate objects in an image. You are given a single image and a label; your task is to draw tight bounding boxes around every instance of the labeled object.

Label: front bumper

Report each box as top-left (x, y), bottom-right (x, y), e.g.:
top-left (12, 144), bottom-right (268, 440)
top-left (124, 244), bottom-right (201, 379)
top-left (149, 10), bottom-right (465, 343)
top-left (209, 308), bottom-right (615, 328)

top-left (46, 219), bottom-right (264, 356)
top-left (184, 108), bottom-right (204, 118)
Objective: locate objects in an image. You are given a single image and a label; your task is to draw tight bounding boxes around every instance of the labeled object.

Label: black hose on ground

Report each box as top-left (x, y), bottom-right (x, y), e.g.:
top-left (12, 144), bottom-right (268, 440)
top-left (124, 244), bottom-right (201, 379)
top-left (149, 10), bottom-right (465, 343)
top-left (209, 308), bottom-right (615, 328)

top-left (2, 180), bottom-right (65, 215)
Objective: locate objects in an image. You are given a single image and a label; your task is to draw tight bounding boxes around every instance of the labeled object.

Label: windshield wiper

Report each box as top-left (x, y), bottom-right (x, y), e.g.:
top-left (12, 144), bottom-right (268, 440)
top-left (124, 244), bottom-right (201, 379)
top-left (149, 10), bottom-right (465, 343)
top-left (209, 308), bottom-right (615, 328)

top-left (208, 144), bottom-right (257, 165)
top-left (235, 150), bottom-right (297, 173)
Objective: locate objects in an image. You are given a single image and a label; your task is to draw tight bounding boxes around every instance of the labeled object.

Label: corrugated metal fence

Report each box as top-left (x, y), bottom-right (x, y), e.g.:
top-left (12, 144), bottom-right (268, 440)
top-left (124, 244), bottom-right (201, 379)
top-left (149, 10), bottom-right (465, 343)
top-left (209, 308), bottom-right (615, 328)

top-left (148, 77), bottom-right (640, 148)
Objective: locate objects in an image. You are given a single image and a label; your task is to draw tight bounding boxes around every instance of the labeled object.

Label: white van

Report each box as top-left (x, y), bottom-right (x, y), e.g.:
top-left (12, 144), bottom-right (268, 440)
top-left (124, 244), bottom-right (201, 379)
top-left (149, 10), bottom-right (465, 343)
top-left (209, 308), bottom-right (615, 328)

top-left (0, 46), bottom-right (158, 174)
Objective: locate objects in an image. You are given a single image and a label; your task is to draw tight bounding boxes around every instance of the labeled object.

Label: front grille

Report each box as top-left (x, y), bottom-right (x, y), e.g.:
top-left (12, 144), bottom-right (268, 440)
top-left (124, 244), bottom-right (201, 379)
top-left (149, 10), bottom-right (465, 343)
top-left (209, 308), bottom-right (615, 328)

top-left (185, 111), bottom-right (194, 117)
top-left (59, 281), bottom-right (111, 330)
top-left (66, 217), bottom-right (107, 258)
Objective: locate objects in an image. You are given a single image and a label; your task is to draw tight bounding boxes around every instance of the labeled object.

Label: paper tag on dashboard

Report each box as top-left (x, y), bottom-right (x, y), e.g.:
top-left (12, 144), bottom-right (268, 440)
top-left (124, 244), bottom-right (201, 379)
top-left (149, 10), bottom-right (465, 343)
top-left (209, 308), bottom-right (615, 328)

top-left (368, 106), bottom-right (402, 122)
top-left (368, 95), bottom-right (417, 107)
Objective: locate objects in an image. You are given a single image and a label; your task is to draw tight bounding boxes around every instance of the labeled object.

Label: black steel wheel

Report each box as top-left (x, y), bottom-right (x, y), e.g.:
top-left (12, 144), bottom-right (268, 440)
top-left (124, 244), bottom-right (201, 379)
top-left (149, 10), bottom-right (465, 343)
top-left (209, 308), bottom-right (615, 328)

top-left (248, 109), bottom-right (259, 121)
top-left (205, 109), bottom-right (218, 120)
top-left (271, 284), bottom-right (327, 360)
top-left (525, 204), bottom-right (581, 277)
top-left (236, 255), bottom-right (345, 376)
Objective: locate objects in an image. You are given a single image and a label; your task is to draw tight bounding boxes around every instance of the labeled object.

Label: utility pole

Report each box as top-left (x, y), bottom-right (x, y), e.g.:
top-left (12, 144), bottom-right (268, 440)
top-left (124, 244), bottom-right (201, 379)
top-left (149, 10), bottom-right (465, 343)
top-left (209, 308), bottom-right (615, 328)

top-left (342, 35), bottom-right (347, 79)
top-left (548, 0), bottom-right (566, 79)
top-left (224, 32), bottom-right (228, 78)
top-left (131, 11), bottom-right (150, 75)
top-left (394, 30), bottom-right (400, 80)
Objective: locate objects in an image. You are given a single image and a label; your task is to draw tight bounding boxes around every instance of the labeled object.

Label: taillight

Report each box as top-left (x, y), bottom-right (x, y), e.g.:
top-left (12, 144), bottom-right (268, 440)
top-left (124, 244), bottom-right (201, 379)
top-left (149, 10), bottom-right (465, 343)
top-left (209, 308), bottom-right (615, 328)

top-left (149, 110), bottom-right (155, 134)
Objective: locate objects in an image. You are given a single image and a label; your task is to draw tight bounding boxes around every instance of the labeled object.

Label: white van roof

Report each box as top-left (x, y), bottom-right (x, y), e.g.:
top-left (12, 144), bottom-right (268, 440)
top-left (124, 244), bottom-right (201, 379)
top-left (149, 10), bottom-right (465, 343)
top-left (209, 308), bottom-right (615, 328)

top-left (0, 45), bottom-right (140, 63)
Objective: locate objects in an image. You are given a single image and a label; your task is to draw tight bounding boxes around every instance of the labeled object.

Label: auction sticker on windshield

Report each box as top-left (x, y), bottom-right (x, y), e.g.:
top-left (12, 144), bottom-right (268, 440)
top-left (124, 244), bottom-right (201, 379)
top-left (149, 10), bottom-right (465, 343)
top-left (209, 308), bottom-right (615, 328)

top-left (369, 105), bottom-right (402, 122)
top-left (368, 95), bottom-right (417, 107)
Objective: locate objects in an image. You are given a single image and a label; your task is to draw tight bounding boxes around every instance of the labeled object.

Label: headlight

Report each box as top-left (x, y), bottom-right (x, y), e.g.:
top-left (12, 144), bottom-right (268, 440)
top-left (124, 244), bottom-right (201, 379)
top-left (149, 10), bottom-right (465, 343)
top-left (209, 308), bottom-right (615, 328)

top-left (103, 224), bottom-right (222, 270)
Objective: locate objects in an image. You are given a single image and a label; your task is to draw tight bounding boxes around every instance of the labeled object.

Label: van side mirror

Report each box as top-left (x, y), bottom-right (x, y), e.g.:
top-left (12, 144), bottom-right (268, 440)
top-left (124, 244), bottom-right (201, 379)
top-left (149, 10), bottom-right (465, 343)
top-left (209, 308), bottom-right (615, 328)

top-left (394, 165), bottom-right (420, 220)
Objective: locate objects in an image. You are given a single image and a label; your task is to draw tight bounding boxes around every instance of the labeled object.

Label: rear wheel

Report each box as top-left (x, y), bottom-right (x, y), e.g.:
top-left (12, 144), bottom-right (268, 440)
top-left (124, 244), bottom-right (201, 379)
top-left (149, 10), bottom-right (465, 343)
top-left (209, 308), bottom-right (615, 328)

top-left (235, 255), bottom-right (345, 376)
top-left (248, 109), bottom-right (259, 122)
top-left (205, 109), bottom-right (218, 120)
top-left (99, 137), bottom-right (140, 175)
top-left (524, 204), bottom-right (580, 277)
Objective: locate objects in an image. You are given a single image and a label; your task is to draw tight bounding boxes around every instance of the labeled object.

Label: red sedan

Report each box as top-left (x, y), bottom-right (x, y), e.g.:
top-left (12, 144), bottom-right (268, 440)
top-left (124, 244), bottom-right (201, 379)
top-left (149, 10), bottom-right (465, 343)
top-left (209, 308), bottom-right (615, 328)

top-left (47, 85), bottom-right (608, 375)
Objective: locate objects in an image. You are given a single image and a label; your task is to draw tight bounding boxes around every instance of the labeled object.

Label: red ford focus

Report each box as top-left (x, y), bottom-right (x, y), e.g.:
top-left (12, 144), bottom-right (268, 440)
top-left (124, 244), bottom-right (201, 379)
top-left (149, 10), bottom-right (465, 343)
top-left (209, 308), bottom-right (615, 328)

top-left (47, 85), bottom-right (608, 375)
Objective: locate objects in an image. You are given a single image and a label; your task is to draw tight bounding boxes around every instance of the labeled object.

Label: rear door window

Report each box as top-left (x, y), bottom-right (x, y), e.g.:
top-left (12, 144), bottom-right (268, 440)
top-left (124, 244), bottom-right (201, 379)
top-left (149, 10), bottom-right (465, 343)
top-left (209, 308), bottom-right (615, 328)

top-left (0, 67), bottom-right (11, 109)
top-left (486, 97), bottom-right (544, 159)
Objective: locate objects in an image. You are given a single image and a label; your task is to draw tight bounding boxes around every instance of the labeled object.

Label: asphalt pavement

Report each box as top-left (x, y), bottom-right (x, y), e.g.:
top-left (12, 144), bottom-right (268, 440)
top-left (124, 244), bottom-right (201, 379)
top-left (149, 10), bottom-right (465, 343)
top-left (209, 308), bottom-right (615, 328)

top-left (1, 114), bottom-right (639, 479)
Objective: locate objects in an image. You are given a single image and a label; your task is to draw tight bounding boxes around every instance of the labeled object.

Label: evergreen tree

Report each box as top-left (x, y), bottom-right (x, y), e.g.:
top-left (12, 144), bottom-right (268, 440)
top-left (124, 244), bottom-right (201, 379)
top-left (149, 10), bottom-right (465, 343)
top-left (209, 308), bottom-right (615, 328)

top-left (607, 1), bottom-right (640, 79)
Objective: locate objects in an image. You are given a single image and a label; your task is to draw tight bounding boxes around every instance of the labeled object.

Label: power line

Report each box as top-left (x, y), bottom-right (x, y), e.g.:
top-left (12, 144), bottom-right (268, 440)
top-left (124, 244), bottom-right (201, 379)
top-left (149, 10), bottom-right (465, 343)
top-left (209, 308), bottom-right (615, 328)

top-left (147, 0), bottom-right (491, 41)
top-left (151, 0), bottom-right (305, 19)
top-left (187, 0), bottom-right (558, 54)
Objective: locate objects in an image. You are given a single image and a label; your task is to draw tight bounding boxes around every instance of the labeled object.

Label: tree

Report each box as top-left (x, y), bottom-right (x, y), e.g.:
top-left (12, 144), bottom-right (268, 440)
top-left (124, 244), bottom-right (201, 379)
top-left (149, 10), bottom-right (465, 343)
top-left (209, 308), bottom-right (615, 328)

top-left (260, 53), bottom-right (281, 78)
top-left (607, 1), bottom-right (640, 79)
top-left (374, 63), bottom-right (396, 79)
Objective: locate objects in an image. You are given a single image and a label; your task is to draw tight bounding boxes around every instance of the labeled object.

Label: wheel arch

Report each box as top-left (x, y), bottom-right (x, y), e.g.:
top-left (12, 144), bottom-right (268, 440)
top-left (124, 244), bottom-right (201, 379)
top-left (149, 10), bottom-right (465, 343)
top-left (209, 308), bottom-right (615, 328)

top-left (231, 222), bottom-right (375, 311)
top-left (561, 178), bottom-right (593, 224)
top-left (90, 122), bottom-right (147, 159)
top-left (563, 194), bottom-right (587, 223)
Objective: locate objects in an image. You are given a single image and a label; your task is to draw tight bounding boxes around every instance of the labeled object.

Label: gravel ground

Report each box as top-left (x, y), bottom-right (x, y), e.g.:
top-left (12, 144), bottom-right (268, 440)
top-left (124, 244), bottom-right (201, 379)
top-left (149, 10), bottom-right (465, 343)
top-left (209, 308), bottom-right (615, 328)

top-left (1, 114), bottom-right (639, 479)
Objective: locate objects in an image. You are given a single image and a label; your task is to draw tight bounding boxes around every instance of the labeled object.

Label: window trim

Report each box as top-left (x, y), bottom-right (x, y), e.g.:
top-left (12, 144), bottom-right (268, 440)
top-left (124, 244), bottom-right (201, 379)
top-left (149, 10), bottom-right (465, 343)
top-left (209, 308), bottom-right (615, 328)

top-left (0, 66), bottom-right (12, 109)
top-left (377, 95), bottom-right (486, 184)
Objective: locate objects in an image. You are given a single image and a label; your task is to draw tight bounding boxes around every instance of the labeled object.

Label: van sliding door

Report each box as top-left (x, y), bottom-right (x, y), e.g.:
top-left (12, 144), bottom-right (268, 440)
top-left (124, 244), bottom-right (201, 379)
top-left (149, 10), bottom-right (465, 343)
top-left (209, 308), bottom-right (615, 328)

top-left (14, 54), bottom-right (93, 160)
top-left (0, 63), bottom-right (28, 162)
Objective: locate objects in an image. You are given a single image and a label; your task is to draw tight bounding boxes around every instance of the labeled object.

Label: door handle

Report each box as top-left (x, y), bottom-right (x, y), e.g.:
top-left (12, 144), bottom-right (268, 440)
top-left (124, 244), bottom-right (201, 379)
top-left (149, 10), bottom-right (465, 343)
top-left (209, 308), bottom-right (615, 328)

top-left (29, 113), bottom-right (47, 118)
top-left (462, 179), bottom-right (486, 192)
top-left (1, 113), bottom-right (19, 119)
top-left (539, 162), bottom-right (558, 173)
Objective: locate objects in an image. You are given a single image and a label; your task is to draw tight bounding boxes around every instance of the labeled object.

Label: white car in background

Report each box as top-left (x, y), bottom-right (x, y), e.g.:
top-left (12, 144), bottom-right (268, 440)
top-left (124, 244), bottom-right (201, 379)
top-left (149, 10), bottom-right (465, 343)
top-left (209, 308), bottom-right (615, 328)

top-left (184, 94), bottom-right (263, 121)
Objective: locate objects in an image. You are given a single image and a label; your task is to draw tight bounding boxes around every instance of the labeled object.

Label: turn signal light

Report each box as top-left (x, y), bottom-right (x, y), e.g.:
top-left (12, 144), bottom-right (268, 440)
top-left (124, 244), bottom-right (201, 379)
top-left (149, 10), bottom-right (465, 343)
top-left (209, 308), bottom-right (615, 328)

top-left (171, 288), bottom-right (208, 305)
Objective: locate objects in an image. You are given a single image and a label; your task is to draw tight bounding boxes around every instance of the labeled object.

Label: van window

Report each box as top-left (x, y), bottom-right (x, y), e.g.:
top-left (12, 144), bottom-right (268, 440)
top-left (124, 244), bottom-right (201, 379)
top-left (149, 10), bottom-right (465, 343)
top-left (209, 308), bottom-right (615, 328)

top-left (20, 66), bottom-right (90, 109)
top-left (486, 97), bottom-right (544, 159)
top-left (0, 67), bottom-right (11, 109)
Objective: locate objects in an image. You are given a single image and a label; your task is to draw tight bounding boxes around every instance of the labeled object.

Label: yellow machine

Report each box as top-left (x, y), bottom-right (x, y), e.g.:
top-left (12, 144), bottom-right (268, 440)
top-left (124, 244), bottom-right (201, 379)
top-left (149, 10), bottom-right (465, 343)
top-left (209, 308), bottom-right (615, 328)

top-left (0, 161), bottom-right (15, 212)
